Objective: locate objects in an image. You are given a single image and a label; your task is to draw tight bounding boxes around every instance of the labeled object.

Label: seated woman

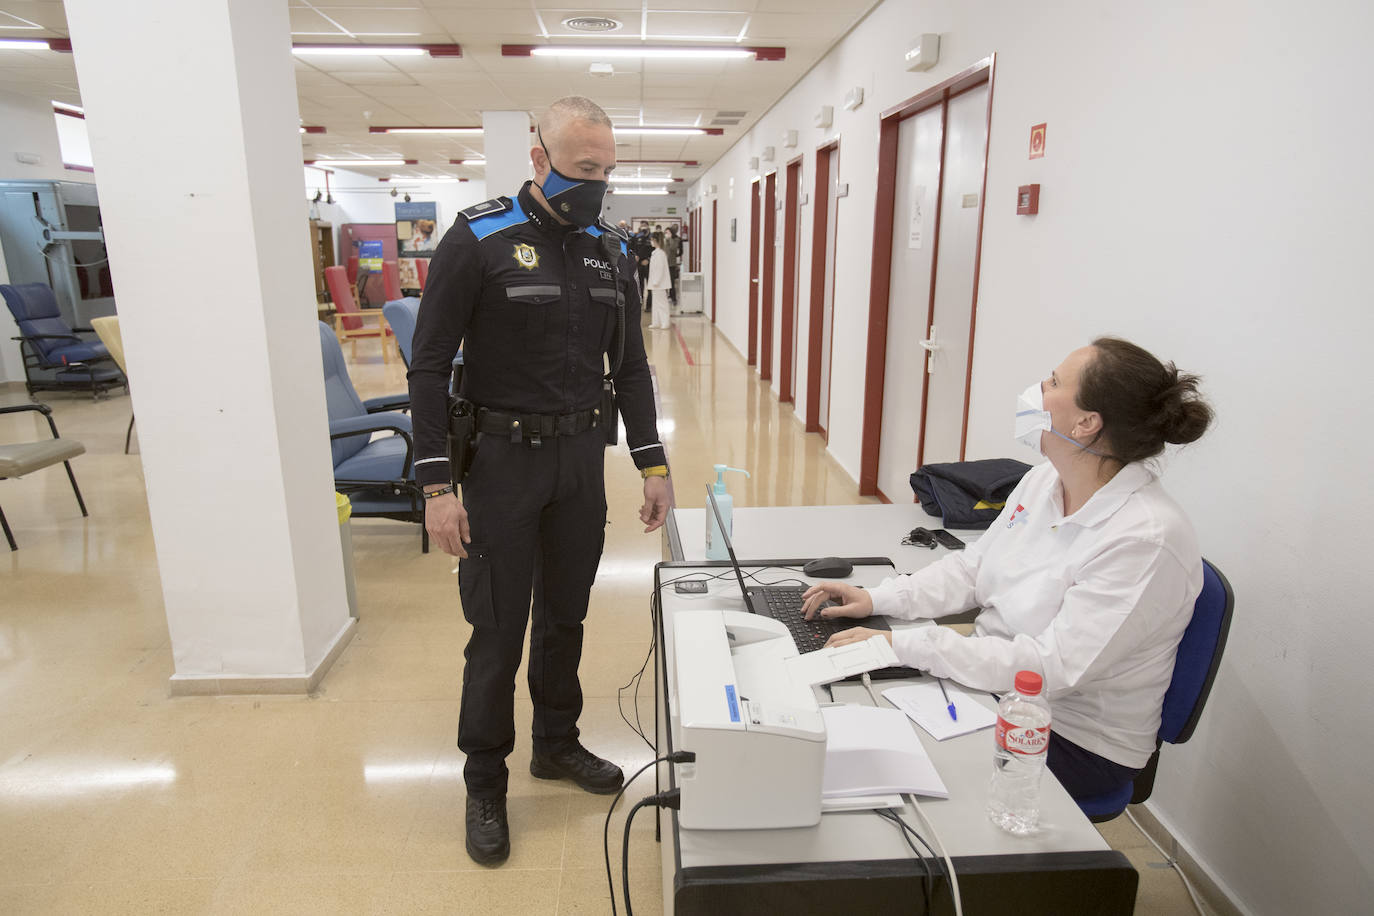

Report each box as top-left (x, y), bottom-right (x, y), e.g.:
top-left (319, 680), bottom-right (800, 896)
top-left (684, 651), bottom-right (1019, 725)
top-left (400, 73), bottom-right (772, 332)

top-left (803, 338), bottom-right (1213, 799)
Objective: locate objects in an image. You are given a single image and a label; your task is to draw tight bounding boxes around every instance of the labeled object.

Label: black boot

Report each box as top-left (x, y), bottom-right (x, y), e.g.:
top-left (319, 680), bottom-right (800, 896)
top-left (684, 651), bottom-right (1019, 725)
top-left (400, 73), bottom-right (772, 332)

top-left (465, 795), bottom-right (510, 866)
top-left (530, 741), bottom-right (624, 795)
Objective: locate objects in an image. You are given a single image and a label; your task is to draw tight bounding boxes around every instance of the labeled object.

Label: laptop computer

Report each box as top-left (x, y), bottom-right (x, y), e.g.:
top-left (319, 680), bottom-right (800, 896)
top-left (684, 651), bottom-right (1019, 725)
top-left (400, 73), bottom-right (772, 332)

top-left (705, 485), bottom-right (918, 679)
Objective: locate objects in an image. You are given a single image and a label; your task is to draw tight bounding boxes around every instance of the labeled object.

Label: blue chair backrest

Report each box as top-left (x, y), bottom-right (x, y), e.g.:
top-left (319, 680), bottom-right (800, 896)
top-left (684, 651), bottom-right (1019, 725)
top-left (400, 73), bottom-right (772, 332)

top-left (317, 321), bottom-right (369, 467)
top-left (1160, 559), bottom-right (1234, 745)
top-left (382, 297), bottom-right (421, 367)
top-left (0, 282), bottom-right (74, 365)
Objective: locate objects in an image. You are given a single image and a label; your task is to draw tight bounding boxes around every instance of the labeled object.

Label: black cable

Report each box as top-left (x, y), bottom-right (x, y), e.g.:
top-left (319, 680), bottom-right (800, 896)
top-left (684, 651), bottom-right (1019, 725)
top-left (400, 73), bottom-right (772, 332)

top-left (876, 809), bottom-right (934, 912)
top-left (603, 754), bottom-right (694, 916)
top-left (621, 789), bottom-right (681, 916)
top-left (621, 797), bottom-right (653, 916)
top-left (876, 808), bottom-right (950, 912)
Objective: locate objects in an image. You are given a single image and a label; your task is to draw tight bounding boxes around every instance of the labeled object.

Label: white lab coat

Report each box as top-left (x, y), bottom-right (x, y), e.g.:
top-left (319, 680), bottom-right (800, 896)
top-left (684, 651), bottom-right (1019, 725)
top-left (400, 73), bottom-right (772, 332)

top-left (870, 460), bottom-right (1202, 768)
top-left (646, 247), bottom-right (672, 328)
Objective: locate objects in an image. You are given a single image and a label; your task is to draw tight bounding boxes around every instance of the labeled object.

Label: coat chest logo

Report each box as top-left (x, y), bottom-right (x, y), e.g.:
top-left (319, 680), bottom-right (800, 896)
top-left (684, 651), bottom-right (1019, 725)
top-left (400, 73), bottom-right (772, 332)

top-left (512, 243), bottom-right (540, 270)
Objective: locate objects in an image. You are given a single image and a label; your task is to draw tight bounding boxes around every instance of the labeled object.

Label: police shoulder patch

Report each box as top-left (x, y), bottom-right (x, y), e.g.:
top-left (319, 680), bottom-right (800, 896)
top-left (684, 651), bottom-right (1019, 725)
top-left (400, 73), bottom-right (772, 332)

top-left (460, 197), bottom-right (512, 221)
top-left (599, 218), bottom-right (629, 241)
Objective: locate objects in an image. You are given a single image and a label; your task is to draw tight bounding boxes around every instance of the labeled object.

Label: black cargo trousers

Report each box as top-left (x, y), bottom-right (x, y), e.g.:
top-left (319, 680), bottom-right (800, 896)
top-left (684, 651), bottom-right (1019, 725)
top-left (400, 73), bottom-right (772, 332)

top-left (455, 422), bottom-right (608, 799)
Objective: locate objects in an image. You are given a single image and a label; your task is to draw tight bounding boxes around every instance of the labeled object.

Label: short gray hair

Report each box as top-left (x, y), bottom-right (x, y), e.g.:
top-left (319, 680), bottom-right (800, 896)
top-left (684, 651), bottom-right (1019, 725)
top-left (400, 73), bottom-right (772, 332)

top-left (538, 96), bottom-right (613, 145)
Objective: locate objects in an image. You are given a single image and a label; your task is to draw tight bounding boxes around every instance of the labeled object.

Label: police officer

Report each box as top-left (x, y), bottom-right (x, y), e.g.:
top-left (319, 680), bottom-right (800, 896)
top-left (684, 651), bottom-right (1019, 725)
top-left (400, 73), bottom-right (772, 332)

top-left (407, 97), bottom-right (670, 867)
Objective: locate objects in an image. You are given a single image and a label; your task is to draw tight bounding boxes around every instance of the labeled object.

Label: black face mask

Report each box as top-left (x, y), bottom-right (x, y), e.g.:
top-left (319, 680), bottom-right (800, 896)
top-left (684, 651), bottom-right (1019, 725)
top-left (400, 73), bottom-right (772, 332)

top-left (535, 131), bottom-right (608, 228)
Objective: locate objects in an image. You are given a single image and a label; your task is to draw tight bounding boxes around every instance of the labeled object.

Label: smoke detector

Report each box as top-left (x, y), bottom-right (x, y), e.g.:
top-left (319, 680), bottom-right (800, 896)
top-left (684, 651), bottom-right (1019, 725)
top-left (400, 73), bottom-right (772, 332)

top-left (563, 16), bottom-right (621, 32)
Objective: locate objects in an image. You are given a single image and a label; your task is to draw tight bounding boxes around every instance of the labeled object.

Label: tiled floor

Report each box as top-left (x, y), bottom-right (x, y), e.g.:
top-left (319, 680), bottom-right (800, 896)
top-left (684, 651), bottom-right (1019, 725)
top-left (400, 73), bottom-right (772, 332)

top-left (0, 313), bottom-right (1206, 914)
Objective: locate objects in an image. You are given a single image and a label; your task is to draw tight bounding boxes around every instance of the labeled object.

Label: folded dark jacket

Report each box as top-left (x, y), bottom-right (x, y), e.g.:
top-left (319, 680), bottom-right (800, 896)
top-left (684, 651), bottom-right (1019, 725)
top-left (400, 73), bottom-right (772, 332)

top-left (910, 458), bottom-right (1033, 529)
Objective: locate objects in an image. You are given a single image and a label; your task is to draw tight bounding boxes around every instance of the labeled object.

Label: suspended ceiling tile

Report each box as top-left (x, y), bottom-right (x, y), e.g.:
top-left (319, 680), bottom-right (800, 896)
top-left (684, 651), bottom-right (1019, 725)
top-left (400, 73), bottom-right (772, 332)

top-left (311, 7), bottom-right (447, 35)
top-left (745, 11), bottom-right (863, 40)
top-left (288, 7), bottom-right (344, 34)
top-left (425, 8), bottom-right (542, 35)
top-left (642, 10), bottom-right (749, 39)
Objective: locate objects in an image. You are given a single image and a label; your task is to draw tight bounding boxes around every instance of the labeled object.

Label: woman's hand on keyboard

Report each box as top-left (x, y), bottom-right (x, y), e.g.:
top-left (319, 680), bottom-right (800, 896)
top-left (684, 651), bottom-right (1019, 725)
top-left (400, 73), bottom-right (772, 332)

top-left (801, 582), bottom-right (873, 621)
top-left (823, 626), bottom-right (892, 650)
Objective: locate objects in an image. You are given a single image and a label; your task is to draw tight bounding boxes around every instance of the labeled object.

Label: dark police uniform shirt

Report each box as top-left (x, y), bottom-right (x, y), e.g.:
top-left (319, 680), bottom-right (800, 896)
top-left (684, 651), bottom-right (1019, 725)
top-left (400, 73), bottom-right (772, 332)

top-left (407, 181), bottom-right (665, 488)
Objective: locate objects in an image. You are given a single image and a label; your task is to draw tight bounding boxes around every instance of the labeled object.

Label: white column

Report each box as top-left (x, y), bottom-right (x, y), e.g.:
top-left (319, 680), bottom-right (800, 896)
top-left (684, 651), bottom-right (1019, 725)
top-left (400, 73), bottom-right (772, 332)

top-left (481, 110), bottom-right (533, 202)
top-left (63, 0), bottom-right (353, 692)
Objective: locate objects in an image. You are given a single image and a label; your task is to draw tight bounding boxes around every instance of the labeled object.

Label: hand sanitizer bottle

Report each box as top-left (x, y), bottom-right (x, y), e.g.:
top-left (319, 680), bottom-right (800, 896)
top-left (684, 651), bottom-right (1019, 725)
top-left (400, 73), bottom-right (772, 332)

top-left (706, 465), bottom-right (750, 560)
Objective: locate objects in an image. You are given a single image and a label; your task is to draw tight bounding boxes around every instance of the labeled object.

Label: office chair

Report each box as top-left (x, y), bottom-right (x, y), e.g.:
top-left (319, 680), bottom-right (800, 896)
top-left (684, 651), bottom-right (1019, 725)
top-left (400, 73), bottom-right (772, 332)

top-left (317, 322), bottom-right (427, 552)
top-left (1, 282), bottom-right (126, 398)
top-left (1076, 559), bottom-right (1235, 822)
top-left (0, 403), bottom-right (88, 550)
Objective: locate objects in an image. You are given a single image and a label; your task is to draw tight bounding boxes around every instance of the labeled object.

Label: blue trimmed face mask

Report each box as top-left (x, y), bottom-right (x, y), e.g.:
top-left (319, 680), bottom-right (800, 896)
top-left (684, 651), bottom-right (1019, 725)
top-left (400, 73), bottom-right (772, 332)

top-left (1014, 382), bottom-right (1106, 456)
top-left (535, 131), bottom-right (608, 228)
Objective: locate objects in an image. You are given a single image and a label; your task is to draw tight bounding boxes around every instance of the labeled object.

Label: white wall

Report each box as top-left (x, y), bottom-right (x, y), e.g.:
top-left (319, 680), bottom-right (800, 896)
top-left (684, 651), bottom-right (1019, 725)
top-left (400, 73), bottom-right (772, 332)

top-left (603, 189), bottom-right (686, 230)
top-left (691, 1), bottom-right (1374, 913)
top-left (0, 89), bottom-right (84, 383)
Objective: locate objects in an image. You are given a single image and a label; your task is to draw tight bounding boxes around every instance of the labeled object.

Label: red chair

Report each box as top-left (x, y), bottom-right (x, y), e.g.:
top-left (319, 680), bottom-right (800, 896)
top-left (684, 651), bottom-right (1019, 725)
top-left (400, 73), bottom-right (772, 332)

top-left (415, 257), bottom-right (430, 292)
top-left (324, 265), bottom-right (396, 362)
top-left (382, 259), bottom-right (403, 301)
top-left (345, 255), bottom-right (359, 284)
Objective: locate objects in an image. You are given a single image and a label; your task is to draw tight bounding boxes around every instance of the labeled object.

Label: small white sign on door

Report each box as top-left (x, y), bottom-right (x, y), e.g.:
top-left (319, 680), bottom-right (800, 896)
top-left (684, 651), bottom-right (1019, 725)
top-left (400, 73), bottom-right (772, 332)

top-left (908, 185), bottom-right (926, 249)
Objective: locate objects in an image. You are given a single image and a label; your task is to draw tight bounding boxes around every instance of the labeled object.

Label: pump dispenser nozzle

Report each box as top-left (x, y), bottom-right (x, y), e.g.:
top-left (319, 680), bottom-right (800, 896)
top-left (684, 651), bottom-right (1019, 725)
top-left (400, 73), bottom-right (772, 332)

top-left (712, 464), bottom-right (750, 495)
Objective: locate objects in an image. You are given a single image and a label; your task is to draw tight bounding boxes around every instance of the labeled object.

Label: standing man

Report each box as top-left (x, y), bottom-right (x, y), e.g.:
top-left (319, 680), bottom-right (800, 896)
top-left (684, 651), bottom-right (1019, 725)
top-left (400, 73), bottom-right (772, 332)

top-left (633, 222), bottom-right (652, 308)
top-left (663, 225), bottom-right (681, 306)
top-left (407, 97), bottom-right (671, 867)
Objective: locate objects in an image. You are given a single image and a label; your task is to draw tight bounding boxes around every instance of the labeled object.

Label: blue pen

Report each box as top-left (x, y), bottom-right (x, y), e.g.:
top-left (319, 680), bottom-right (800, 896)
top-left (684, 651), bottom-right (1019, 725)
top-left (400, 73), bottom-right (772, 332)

top-left (937, 677), bottom-right (958, 721)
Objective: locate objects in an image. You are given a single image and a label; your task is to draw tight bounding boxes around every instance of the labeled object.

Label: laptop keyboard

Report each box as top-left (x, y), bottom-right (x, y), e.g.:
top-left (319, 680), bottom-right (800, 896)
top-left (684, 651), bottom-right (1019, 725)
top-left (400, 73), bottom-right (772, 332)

top-left (753, 586), bottom-right (866, 654)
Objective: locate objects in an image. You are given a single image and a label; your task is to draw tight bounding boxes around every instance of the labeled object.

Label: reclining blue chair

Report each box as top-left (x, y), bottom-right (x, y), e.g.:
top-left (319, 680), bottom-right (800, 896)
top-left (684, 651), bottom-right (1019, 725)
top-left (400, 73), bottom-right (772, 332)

top-left (318, 321), bottom-right (428, 552)
top-left (1076, 559), bottom-right (1235, 822)
top-left (1, 282), bottom-right (126, 398)
top-left (382, 297), bottom-right (422, 367)
top-left (383, 296), bottom-right (463, 392)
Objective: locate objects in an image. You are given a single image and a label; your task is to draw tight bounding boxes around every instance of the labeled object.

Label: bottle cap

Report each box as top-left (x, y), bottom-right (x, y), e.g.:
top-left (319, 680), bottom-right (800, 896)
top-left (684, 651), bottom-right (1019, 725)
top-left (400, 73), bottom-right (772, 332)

top-left (1013, 670), bottom-right (1043, 696)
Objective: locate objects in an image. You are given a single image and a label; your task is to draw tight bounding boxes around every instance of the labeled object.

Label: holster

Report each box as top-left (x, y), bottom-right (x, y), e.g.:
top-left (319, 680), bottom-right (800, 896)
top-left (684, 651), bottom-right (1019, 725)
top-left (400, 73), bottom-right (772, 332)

top-left (601, 378), bottom-right (619, 446)
top-left (446, 397), bottom-right (478, 486)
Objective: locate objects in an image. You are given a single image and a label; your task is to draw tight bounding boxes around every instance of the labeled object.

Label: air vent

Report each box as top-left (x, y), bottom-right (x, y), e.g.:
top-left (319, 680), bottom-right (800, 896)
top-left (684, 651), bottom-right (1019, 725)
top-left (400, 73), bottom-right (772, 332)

top-left (563, 16), bottom-right (621, 32)
top-left (716, 110), bottom-right (747, 118)
top-left (711, 118), bottom-right (741, 126)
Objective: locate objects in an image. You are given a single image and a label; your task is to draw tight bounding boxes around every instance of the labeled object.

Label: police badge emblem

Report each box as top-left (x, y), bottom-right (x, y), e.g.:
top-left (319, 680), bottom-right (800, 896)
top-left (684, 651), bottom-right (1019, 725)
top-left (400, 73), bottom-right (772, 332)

top-left (512, 243), bottom-right (539, 270)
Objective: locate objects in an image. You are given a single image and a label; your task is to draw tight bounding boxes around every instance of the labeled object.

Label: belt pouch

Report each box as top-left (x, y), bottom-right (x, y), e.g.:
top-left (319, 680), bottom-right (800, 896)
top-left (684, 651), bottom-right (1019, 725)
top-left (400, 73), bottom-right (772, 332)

top-left (601, 379), bottom-right (619, 446)
top-left (447, 398), bottom-right (477, 485)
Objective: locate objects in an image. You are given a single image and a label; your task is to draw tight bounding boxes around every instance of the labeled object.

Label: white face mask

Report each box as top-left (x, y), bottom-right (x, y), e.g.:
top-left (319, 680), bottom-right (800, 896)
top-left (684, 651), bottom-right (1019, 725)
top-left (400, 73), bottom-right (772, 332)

top-left (1015, 382), bottom-right (1105, 457)
top-left (1014, 382), bottom-right (1052, 454)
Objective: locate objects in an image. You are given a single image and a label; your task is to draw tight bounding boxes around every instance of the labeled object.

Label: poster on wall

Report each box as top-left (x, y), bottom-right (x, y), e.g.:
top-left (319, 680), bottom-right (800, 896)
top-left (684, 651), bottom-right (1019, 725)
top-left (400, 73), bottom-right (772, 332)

top-left (395, 200), bottom-right (439, 293)
top-left (357, 240), bottom-right (385, 271)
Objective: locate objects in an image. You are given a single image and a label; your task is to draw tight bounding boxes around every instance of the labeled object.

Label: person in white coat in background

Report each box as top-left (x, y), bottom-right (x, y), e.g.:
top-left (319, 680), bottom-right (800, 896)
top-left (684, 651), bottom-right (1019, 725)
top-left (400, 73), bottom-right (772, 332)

top-left (645, 231), bottom-right (673, 330)
top-left (802, 337), bottom-right (1214, 801)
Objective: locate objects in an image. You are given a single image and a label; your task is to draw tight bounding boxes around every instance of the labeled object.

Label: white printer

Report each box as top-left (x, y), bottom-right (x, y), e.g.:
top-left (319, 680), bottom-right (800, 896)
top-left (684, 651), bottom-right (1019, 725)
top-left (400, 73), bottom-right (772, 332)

top-left (671, 609), bottom-right (897, 830)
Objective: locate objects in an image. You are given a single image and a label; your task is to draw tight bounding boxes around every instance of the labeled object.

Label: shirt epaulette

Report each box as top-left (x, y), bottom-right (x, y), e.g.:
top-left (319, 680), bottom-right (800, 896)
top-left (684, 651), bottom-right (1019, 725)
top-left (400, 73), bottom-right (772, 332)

top-left (464, 197), bottom-right (529, 241)
top-left (460, 197), bottom-right (512, 221)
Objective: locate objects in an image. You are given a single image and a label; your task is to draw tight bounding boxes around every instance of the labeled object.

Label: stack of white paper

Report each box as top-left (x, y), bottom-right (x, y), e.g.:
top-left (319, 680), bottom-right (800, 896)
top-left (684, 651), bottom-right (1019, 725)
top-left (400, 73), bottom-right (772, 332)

top-left (820, 705), bottom-right (948, 799)
top-left (882, 680), bottom-right (998, 741)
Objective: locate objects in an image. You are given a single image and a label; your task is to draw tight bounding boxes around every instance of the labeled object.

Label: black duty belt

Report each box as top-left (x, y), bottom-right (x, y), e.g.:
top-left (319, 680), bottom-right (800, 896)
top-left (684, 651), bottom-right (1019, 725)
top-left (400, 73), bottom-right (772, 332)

top-left (476, 406), bottom-right (602, 446)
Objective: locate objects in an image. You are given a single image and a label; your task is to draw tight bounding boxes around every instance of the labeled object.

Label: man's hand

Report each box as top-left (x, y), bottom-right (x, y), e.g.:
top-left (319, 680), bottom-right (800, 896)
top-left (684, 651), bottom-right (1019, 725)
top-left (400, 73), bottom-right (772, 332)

top-left (801, 582), bottom-right (874, 620)
top-left (424, 491), bottom-right (471, 557)
top-left (639, 476), bottom-right (671, 533)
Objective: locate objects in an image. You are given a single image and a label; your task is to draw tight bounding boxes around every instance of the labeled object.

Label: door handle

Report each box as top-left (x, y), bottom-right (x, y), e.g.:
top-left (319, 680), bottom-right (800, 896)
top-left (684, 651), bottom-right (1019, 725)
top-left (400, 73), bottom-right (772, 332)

top-left (919, 325), bottom-right (938, 374)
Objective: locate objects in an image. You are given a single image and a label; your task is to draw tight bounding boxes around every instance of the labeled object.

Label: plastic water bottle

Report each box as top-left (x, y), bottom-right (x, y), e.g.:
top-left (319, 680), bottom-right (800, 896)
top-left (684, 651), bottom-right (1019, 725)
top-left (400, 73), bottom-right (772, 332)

top-left (987, 670), bottom-right (1051, 835)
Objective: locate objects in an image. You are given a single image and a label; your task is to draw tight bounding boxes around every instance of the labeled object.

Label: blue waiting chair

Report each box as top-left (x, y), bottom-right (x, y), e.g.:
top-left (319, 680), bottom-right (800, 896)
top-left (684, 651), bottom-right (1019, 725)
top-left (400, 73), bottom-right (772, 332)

top-left (1076, 559), bottom-right (1235, 822)
top-left (318, 321), bottom-right (427, 552)
top-left (1, 282), bottom-right (126, 398)
top-left (382, 297), bottom-right (422, 367)
top-left (383, 296), bottom-right (464, 392)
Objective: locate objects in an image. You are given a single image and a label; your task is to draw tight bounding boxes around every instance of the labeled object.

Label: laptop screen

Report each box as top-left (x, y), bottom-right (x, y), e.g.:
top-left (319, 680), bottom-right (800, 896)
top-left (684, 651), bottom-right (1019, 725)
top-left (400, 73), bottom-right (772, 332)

top-left (706, 484), bottom-right (754, 601)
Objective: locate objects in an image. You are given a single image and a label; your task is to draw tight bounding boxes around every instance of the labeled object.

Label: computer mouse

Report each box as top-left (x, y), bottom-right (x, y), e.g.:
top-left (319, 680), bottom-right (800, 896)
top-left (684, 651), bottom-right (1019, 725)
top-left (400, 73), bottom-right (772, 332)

top-left (803, 556), bottom-right (853, 578)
